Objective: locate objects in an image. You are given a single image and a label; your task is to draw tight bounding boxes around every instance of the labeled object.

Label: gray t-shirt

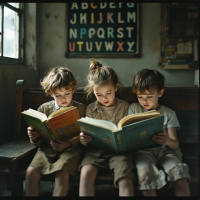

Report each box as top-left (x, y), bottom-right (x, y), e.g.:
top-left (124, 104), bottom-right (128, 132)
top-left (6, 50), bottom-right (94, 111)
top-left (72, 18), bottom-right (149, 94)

top-left (128, 103), bottom-right (180, 132)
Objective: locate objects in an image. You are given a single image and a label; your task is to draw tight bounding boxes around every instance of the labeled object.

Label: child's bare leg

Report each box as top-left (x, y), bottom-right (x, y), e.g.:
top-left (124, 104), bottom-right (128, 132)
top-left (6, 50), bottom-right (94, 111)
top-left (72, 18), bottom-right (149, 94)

top-left (171, 178), bottom-right (190, 196)
top-left (141, 189), bottom-right (157, 196)
top-left (79, 164), bottom-right (99, 196)
top-left (118, 177), bottom-right (134, 196)
top-left (25, 166), bottom-right (42, 196)
top-left (53, 170), bottom-right (69, 196)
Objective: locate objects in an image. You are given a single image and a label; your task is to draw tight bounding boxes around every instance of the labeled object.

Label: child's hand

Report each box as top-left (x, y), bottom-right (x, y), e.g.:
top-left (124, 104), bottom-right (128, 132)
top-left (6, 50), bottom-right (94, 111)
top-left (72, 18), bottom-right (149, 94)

top-left (50, 139), bottom-right (70, 152)
top-left (27, 127), bottom-right (40, 142)
top-left (80, 132), bottom-right (92, 147)
top-left (152, 132), bottom-right (170, 146)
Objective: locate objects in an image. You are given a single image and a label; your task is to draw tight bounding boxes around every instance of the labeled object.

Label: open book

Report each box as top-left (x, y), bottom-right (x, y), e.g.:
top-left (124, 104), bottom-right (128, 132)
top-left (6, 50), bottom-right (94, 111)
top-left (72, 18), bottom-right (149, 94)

top-left (21, 106), bottom-right (80, 143)
top-left (77, 110), bottom-right (164, 154)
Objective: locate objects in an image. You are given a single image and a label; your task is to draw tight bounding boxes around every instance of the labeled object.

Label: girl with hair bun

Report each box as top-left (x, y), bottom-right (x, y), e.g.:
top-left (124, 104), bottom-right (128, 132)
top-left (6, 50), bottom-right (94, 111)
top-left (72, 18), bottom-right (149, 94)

top-left (79, 60), bottom-right (135, 196)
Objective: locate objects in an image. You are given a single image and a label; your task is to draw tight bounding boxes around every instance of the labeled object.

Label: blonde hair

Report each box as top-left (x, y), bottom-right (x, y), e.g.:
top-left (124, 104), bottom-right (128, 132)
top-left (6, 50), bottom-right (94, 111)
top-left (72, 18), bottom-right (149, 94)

top-left (132, 69), bottom-right (165, 94)
top-left (40, 67), bottom-right (77, 94)
top-left (85, 60), bottom-right (120, 99)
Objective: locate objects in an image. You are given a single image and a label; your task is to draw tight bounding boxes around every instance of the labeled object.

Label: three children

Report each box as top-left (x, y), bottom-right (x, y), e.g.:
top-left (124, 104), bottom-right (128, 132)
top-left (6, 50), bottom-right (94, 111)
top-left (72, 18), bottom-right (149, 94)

top-left (26, 64), bottom-right (190, 196)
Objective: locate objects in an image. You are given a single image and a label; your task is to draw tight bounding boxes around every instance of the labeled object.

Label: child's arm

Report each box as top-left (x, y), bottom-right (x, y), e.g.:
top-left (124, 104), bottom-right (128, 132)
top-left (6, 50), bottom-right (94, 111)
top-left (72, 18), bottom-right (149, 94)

top-left (152, 127), bottom-right (179, 149)
top-left (78, 105), bottom-right (93, 147)
top-left (27, 127), bottom-right (40, 142)
top-left (27, 127), bottom-right (42, 146)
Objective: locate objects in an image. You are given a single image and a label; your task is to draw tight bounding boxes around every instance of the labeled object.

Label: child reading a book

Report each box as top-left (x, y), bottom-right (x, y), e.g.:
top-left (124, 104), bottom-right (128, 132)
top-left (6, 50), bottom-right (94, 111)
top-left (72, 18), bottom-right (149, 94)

top-left (25, 67), bottom-right (86, 196)
top-left (128, 69), bottom-right (190, 196)
top-left (79, 60), bottom-right (135, 196)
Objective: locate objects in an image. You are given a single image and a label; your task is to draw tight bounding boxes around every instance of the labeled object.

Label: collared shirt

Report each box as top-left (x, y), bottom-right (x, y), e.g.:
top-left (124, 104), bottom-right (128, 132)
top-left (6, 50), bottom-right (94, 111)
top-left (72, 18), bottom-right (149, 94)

top-left (54, 100), bottom-right (73, 111)
top-left (37, 100), bottom-right (86, 118)
top-left (86, 98), bottom-right (130, 126)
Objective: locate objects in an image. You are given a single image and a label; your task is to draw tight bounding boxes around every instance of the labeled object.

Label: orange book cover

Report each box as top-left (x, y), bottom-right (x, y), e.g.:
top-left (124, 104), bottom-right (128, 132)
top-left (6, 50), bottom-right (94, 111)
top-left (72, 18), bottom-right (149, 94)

top-left (47, 107), bottom-right (81, 141)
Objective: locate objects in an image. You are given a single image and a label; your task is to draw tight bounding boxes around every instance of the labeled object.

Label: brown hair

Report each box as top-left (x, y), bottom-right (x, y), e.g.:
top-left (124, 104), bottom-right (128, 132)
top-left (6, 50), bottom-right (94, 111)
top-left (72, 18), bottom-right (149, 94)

top-left (40, 67), bottom-right (77, 94)
top-left (132, 69), bottom-right (165, 94)
top-left (85, 60), bottom-right (120, 99)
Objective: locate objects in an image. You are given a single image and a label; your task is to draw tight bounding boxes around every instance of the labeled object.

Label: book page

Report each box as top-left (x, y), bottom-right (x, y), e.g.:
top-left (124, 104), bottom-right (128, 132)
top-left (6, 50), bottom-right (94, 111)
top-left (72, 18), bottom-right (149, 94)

top-left (48, 106), bottom-right (74, 119)
top-left (22, 109), bottom-right (47, 121)
top-left (78, 117), bottom-right (118, 131)
top-left (118, 110), bottom-right (160, 129)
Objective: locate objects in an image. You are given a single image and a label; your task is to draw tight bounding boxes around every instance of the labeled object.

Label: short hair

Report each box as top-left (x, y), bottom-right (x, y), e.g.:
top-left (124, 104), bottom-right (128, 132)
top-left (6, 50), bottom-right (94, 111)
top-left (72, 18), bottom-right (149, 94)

top-left (85, 60), bottom-right (120, 99)
top-left (132, 69), bottom-right (165, 94)
top-left (40, 67), bottom-right (77, 94)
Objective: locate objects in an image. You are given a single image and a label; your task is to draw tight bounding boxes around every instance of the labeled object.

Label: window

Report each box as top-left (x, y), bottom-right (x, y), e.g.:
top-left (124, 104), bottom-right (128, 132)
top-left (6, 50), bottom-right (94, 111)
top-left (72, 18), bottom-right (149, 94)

top-left (0, 3), bottom-right (24, 64)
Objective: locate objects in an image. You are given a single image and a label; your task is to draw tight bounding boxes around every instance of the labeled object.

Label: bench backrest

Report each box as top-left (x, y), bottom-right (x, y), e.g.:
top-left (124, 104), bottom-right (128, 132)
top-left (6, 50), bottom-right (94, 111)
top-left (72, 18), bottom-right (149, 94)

top-left (14, 80), bottom-right (198, 140)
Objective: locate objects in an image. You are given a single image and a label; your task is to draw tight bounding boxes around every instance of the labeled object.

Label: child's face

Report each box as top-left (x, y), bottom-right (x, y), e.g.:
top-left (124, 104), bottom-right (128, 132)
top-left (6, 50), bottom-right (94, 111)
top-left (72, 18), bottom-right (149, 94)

top-left (50, 87), bottom-right (75, 108)
top-left (137, 89), bottom-right (164, 110)
top-left (93, 82), bottom-right (118, 107)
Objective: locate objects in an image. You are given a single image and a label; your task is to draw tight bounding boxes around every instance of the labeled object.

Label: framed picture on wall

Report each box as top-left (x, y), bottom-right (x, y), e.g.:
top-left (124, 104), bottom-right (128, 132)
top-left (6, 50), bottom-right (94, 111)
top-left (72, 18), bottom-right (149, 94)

top-left (65, 2), bottom-right (140, 57)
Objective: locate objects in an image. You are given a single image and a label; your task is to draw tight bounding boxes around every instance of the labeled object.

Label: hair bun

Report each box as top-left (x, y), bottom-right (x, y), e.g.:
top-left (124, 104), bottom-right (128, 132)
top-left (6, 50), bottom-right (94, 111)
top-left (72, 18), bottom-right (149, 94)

top-left (89, 60), bottom-right (102, 71)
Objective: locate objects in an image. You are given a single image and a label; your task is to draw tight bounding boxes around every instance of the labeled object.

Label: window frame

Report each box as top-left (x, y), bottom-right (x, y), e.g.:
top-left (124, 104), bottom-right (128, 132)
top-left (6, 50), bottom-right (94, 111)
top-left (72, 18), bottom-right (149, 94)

top-left (0, 3), bottom-right (25, 64)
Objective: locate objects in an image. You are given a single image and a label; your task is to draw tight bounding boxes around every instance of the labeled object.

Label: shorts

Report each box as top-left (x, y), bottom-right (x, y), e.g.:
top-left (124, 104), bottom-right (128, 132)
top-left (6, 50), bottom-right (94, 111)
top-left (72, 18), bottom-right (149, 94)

top-left (79, 147), bottom-right (135, 187)
top-left (133, 146), bottom-right (190, 190)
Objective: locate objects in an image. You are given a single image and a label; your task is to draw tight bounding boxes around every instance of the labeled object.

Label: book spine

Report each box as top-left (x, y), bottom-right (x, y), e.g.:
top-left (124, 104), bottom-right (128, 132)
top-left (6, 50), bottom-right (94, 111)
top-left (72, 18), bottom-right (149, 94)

top-left (44, 121), bottom-right (57, 141)
top-left (163, 65), bottom-right (190, 69)
top-left (163, 62), bottom-right (193, 65)
top-left (114, 131), bottom-right (126, 154)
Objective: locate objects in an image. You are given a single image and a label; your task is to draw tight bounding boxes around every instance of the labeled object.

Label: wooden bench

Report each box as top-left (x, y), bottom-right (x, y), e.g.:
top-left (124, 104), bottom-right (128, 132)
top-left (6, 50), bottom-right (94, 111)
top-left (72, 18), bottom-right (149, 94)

top-left (0, 80), bottom-right (198, 196)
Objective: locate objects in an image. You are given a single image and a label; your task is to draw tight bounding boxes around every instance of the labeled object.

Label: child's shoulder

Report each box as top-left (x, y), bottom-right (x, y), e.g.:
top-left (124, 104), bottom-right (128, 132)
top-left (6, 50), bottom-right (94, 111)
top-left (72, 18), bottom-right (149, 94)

top-left (116, 98), bottom-right (129, 107)
top-left (73, 100), bottom-right (86, 118)
top-left (38, 100), bottom-right (54, 110)
top-left (159, 105), bottom-right (175, 115)
top-left (129, 102), bottom-right (141, 109)
top-left (86, 101), bottom-right (97, 109)
top-left (37, 100), bottom-right (55, 115)
top-left (73, 100), bottom-right (86, 110)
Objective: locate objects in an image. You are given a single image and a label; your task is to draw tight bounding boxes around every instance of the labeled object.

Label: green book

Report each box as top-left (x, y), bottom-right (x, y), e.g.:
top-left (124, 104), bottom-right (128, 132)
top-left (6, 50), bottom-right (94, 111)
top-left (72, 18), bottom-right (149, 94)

top-left (21, 106), bottom-right (81, 143)
top-left (77, 110), bottom-right (163, 154)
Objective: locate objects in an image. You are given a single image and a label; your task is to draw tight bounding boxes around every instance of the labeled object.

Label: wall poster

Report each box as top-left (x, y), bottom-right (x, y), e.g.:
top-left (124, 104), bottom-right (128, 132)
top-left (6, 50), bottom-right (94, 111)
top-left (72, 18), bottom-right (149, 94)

top-left (66, 2), bottom-right (140, 57)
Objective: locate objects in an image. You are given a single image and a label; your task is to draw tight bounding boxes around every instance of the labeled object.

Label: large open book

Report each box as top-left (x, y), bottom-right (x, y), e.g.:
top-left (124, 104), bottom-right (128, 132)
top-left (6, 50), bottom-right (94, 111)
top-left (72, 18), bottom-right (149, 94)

top-left (77, 110), bottom-right (163, 154)
top-left (21, 106), bottom-right (80, 143)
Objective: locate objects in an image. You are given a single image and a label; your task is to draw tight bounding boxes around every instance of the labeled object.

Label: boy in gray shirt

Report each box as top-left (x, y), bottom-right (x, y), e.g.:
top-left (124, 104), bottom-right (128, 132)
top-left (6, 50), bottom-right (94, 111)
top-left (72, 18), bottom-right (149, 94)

top-left (128, 69), bottom-right (190, 196)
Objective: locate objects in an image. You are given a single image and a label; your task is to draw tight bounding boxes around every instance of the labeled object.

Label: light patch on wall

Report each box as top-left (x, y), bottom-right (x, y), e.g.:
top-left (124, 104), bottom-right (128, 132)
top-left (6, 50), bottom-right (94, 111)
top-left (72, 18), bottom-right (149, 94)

top-left (25, 3), bottom-right (37, 70)
top-left (149, 38), bottom-right (159, 54)
top-left (45, 32), bottom-right (60, 50)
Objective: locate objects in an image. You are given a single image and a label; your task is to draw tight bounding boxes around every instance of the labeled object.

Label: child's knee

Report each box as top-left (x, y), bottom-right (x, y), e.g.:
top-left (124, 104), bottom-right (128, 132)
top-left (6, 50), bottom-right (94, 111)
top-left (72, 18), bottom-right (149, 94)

top-left (80, 165), bottom-right (98, 183)
top-left (26, 166), bottom-right (41, 181)
top-left (138, 167), bottom-right (148, 184)
top-left (81, 165), bottom-right (92, 177)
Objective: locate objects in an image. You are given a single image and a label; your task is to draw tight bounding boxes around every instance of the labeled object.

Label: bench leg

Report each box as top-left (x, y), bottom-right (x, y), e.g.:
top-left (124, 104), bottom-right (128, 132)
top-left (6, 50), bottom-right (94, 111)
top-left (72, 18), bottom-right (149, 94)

top-left (7, 175), bottom-right (24, 196)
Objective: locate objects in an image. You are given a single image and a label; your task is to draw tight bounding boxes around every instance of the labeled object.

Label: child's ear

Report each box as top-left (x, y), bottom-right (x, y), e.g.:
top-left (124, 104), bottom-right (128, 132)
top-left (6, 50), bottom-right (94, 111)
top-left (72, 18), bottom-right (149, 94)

top-left (115, 83), bottom-right (119, 92)
top-left (49, 92), bottom-right (53, 97)
top-left (158, 89), bottom-right (164, 97)
top-left (72, 88), bottom-right (75, 94)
